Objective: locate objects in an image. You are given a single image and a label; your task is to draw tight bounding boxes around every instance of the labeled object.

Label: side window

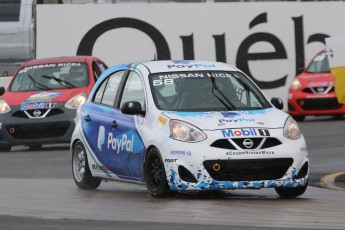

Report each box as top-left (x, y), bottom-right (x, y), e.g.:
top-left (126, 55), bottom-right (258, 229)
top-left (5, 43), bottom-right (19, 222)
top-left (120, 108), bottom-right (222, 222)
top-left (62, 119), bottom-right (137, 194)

top-left (92, 61), bottom-right (101, 81)
top-left (93, 79), bottom-right (108, 104)
top-left (97, 61), bottom-right (108, 72)
top-left (93, 71), bottom-right (125, 106)
top-left (120, 71), bottom-right (145, 112)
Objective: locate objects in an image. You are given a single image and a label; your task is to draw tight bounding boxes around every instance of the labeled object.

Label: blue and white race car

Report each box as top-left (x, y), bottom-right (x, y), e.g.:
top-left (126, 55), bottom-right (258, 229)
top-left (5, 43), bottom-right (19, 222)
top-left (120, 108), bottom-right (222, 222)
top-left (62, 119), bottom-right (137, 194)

top-left (71, 60), bottom-right (309, 198)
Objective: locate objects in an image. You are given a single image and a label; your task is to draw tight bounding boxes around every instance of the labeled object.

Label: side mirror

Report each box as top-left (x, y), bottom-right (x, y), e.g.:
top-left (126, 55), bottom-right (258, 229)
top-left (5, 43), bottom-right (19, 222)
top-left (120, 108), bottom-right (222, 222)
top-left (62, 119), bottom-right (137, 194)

top-left (0, 87), bottom-right (5, 96)
top-left (271, 97), bottom-right (284, 110)
top-left (121, 101), bottom-right (145, 116)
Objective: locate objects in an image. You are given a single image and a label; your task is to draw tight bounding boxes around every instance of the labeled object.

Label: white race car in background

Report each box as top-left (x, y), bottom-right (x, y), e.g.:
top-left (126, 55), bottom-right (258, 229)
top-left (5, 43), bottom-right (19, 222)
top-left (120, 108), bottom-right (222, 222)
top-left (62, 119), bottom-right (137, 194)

top-left (71, 60), bottom-right (309, 198)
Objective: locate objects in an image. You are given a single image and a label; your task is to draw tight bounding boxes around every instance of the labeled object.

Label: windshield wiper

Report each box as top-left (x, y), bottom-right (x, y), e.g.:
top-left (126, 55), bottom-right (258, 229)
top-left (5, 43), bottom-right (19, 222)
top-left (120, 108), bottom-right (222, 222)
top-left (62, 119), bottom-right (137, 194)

top-left (210, 76), bottom-right (235, 111)
top-left (41, 75), bottom-right (76, 88)
top-left (27, 74), bottom-right (51, 90)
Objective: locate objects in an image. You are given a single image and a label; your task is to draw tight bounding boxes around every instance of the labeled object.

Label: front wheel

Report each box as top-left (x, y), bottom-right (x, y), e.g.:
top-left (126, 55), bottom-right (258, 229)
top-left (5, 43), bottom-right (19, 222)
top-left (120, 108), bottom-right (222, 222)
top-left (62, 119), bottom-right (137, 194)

top-left (275, 181), bottom-right (308, 198)
top-left (144, 147), bottom-right (170, 197)
top-left (72, 140), bottom-right (101, 189)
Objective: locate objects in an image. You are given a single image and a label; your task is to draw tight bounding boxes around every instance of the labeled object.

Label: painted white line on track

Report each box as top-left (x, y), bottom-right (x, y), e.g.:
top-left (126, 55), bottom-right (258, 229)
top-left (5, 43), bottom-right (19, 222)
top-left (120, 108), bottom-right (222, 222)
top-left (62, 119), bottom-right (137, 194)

top-left (320, 172), bottom-right (345, 191)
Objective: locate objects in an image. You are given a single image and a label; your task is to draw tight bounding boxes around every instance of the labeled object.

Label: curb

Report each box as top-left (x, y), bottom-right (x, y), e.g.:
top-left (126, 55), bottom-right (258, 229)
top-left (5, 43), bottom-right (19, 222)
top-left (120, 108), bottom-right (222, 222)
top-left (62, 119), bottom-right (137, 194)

top-left (320, 172), bottom-right (345, 191)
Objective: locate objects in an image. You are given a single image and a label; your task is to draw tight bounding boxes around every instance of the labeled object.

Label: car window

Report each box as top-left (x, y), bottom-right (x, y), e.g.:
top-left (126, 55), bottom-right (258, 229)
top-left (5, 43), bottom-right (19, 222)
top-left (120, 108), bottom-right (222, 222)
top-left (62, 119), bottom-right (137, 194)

top-left (97, 61), bottom-right (108, 72)
top-left (97, 71), bottom-right (125, 106)
top-left (10, 63), bottom-right (89, 92)
top-left (306, 51), bottom-right (330, 73)
top-left (0, 0), bottom-right (20, 22)
top-left (119, 71), bottom-right (145, 112)
top-left (93, 78), bottom-right (108, 104)
top-left (150, 71), bottom-right (270, 111)
top-left (92, 61), bottom-right (108, 82)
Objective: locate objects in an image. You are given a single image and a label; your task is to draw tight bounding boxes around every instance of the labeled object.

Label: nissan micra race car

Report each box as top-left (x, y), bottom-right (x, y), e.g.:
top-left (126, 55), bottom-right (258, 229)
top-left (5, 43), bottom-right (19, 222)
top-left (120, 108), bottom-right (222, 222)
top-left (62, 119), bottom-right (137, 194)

top-left (71, 60), bottom-right (309, 198)
top-left (288, 49), bottom-right (345, 121)
top-left (0, 56), bottom-right (108, 151)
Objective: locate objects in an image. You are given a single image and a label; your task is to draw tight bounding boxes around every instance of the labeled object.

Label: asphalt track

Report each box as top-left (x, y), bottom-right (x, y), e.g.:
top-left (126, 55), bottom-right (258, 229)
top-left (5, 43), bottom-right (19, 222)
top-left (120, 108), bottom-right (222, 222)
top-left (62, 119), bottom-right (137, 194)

top-left (0, 115), bottom-right (344, 230)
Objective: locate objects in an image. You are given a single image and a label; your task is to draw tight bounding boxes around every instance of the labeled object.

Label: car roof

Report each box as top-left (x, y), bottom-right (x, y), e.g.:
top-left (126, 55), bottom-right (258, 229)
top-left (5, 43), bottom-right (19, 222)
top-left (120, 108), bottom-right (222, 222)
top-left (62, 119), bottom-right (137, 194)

top-left (137, 60), bottom-right (238, 73)
top-left (21, 56), bottom-right (91, 67)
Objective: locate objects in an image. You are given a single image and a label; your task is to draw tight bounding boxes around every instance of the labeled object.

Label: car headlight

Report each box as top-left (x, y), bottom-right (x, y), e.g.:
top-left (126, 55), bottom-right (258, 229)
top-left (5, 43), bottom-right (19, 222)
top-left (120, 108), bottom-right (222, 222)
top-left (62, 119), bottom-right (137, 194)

top-left (290, 78), bottom-right (301, 90)
top-left (65, 93), bottom-right (87, 109)
top-left (0, 99), bottom-right (10, 114)
top-left (283, 116), bottom-right (301, 140)
top-left (169, 120), bottom-right (206, 142)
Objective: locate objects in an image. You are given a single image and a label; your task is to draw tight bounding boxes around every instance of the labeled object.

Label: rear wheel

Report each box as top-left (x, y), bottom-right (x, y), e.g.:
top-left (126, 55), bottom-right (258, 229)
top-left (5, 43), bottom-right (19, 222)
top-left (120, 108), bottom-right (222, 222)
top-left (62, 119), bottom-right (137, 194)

top-left (275, 181), bottom-right (308, 198)
top-left (144, 147), bottom-right (170, 197)
top-left (72, 140), bottom-right (101, 189)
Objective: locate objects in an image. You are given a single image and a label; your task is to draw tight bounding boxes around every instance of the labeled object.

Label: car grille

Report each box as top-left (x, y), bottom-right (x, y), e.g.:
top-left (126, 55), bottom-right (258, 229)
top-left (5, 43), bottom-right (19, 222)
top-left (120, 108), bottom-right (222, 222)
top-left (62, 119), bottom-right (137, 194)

top-left (12, 108), bottom-right (64, 118)
top-left (203, 158), bottom-right (294, 181)
top-left (297, 98), bottom-right (342, 110)
top-left (6, 121), bottom-right (70, 140)
top-left (210, 138), bottom-right (282, 150)
top-left (302, 87), bottom-right (334, 94)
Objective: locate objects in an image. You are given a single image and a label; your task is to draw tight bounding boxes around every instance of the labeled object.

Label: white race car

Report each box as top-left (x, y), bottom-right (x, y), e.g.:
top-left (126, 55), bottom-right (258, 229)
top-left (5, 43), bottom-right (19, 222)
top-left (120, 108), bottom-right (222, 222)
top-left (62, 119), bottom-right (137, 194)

top-left (71, 60), bottom-right (309, 198)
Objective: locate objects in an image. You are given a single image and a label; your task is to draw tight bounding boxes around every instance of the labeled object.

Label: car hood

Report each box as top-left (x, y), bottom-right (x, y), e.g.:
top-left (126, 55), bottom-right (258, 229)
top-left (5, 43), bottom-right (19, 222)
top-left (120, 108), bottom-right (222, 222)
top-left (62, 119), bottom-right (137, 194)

top-left (1, 88), bottom-right (88, 106)
top-left (162, 108), bottom-right (288, 130)
top-left (297, 72), bottom-right (334, 87)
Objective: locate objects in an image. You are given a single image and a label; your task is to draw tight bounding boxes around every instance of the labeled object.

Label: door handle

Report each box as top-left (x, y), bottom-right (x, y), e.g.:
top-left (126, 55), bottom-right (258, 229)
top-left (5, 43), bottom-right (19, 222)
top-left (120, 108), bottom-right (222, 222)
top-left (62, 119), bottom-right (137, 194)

top-left (110, 120), bottom-right (118, 128)
top-left (84, 115), bottom-right (91, 122)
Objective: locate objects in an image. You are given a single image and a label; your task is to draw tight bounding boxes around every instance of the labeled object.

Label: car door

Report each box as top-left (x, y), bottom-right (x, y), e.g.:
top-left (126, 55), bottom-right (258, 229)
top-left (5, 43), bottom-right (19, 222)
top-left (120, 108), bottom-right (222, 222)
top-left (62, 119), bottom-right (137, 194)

top-left (107, 70), bottom-right (146, 182)
top-left (81, 70), bottom-right (125, 175)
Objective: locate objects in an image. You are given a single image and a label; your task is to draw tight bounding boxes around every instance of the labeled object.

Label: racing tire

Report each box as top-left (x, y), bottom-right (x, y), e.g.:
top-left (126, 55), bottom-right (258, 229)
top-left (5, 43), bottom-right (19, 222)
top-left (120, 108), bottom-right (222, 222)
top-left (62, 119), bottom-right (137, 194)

top-left (72, 140), bottom-right (101, 190)
top-left (333, 114), bottom-right (344, 120)
top-left (275, 180), bottom-right (308, 198)
top-left (0, 146), bottom-right (11, 152)
top-left (144, 147), bottom-right (171, 197)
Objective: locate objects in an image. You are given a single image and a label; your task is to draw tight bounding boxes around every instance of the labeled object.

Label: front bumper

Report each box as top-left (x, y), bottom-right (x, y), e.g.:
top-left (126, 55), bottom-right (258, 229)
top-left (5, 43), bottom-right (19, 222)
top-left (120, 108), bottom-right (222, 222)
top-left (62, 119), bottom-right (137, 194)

top-left (160, 129), bottom-right (309, 191)
top-left (288, 92), bottom-right (345, 116)
top-left (0, 103), bottom-right (77, 147)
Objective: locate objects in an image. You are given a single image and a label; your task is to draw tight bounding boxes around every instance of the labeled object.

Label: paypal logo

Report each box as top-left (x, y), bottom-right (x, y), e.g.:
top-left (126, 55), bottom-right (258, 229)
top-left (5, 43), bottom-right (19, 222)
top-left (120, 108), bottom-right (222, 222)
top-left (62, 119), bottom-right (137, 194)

top-left (98, 125), bottom-right (105, 151)
top-left (108, 133), bottom-right (134, 154)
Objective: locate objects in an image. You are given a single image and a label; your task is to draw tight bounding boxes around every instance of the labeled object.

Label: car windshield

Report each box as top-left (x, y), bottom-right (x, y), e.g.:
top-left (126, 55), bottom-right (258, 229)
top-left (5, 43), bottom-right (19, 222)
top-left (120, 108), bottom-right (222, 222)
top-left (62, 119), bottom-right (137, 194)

top-left (150, 71), bottom-right (271, 111)
top-left (306, 51), bottom-right (330, 73)
top-left (10, 63), bottom-right (89, 92)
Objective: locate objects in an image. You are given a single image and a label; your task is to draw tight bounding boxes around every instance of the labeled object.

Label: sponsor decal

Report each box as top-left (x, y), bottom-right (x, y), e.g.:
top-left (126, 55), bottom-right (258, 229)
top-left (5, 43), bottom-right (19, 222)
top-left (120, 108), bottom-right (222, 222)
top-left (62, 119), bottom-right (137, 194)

top-left (20, 92), bottom-right (61, 111)
top-left (221, 128), bottom-right (270, 137)
top-left (98, 125), bottom-right (106, 151)
top-left (219, 118), bottom-right (255, 123)
top-left (226, 150), bottom-right (275, 156)
top-left (165, 159), bottom-right (178, 163)
top-left (18, 63), bottom-right (81, 73)
top-left (170, 150), bottom-right (192, 156)
top-left (220, 112), bottom-right (240, 118)
top-left (307, 81), bottom-right (332, 88)
top-left (97, 125), bottom-right (143, 155)
top-left (107, 132), bottom-right (134, 154)
top-left (167, 63), bottom-right (216, 69)
top-left (153, 72), bottom-right (232, 86)
top-left (157, 115), bottom-right (168, 125)
top-left (300, 146), bottom-right (308, 153)
top-left (92, 164), bottom-right (110, 173)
